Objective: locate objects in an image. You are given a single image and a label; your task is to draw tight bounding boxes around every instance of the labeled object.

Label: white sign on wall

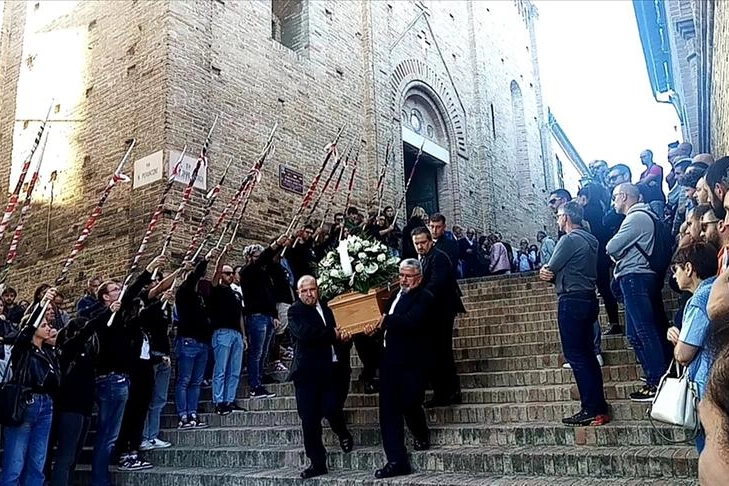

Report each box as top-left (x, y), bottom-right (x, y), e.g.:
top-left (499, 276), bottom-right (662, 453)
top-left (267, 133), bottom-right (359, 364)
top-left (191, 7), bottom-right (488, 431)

top-left (133, 150), bottom-right (164, 189)
top-left (169, 149), bottom-right (207, 191)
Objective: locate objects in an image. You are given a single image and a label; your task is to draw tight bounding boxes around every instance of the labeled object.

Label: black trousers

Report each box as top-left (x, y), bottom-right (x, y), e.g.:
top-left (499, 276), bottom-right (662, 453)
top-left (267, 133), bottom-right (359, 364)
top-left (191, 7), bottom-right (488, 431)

top-left (353, 333), bottom-right (381, 382)
top-left (379, 360), bottom-right (428, 463)
top-left (294, 365), bottom-right (351, 468)
top-left (429, 312), bottom-right (459, 399)
top-left (596, 260), bottom-right (620, 325)
top-left (116, 359), bottom-right (155, 455)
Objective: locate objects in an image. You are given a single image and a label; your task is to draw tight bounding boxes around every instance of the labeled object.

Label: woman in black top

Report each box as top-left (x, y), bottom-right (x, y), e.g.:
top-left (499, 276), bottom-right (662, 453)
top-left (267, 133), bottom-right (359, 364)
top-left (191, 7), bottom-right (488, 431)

top-left (401, 206), bottom-right (428, 259)
top-left (48, 316), bottom-right (100, 486)
top-left (1, 300), bottom-right (61, 486)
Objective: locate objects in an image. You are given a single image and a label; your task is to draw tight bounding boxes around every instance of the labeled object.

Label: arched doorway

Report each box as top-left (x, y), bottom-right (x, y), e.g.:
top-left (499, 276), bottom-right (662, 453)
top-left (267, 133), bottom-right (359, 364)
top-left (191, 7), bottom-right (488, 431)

top-left (400, 89), bottom-right (450, 218)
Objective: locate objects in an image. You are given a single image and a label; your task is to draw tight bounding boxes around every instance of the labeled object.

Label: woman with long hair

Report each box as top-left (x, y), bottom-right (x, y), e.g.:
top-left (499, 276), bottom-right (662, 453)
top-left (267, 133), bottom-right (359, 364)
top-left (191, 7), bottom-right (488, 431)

top-left (1, 292), bottom-right (61, 486)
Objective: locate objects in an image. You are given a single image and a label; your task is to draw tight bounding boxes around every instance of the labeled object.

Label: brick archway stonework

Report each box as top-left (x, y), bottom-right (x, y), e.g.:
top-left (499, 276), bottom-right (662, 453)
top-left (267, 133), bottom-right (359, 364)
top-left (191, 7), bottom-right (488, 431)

top-left (389, 58), bottom-right (468, 158)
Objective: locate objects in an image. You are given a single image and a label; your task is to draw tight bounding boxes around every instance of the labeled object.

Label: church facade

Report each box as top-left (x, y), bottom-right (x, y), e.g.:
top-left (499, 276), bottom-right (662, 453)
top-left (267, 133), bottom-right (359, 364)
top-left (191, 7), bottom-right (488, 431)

top-left (0, 0), bottom-right (555, 296)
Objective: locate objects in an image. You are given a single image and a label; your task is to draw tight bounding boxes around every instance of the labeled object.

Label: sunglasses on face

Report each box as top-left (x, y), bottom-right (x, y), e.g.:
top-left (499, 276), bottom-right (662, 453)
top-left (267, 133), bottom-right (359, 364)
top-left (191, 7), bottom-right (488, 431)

top-left (548, 199), bottom-right (558, 205)
top-left (221, 271), bottom-right (234, 276)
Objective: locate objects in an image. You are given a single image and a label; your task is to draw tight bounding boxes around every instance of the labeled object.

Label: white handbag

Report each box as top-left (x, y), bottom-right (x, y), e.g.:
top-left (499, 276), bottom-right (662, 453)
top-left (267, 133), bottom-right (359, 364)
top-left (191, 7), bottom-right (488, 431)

top-left (649, 360), bottom-right (700, 439)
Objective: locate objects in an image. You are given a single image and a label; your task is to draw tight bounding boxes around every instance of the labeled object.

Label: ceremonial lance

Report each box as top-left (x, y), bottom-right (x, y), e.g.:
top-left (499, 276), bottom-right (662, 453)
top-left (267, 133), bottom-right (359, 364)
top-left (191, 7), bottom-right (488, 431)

top-left (0, 101), bottom-right (54, 244)
top-left (155, 115), bottom-right (219, 268)
top-left (106, 147), bottom-right (188, 327)
top-left (31, 139), bottom-right (135, 328)
top-left (0, 126), bottom-right (52, 283)
top-left (392, 138), bottom-right (425, 223)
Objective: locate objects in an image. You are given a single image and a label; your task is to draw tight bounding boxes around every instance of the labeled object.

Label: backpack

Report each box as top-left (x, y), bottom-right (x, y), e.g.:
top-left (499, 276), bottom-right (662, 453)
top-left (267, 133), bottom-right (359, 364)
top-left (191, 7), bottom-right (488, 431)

top-left (632, 209), bottom-right (674, 280)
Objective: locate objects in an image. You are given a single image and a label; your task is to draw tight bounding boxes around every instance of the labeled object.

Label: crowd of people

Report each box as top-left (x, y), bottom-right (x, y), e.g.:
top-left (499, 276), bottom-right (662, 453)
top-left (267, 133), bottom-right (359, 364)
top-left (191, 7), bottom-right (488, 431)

top-left (0, 202), bottom-right (470, 483)
top-left (3, 141), bottom-right (729, 484)
top-left (539, 143), bottom-right (729, 484)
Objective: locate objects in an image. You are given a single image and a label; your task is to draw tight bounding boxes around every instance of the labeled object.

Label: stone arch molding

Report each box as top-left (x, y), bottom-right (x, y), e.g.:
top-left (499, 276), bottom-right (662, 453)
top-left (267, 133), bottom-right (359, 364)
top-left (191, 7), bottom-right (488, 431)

top-left (390, 58), bottom-right (468, 157)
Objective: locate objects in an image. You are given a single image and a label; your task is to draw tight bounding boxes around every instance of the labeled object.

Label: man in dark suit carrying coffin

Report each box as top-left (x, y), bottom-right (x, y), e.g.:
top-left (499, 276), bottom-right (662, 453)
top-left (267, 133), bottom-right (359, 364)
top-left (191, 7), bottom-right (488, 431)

top-left (411, 226), bottom-right (466, 408)
top-left (288, 276), bottom-right (354, 479)
top-left (364, 258), bottom-right (433, 479)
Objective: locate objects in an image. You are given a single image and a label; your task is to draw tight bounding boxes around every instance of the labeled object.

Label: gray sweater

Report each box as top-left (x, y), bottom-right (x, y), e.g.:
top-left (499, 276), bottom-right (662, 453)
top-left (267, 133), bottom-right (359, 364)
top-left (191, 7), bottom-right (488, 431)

top-left (605, 203), bottom-right (655, 278)
top-left (547, 228), bottom-right (598, 296)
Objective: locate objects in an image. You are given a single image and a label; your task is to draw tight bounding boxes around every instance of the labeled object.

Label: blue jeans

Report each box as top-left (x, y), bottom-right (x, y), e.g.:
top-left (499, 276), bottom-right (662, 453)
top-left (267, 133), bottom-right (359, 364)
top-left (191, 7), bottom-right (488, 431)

top-left (92, 373), bottom-right (129, 486)
top-left (1, 393), bottom-right (53, 486)
top-left (593, 320), bottom-right (602, 355)
top-left (245, 314), bottom-right (275, 389)
top-left (619, 274), bottom-right (672, 386)
top-left (212, 328), bottom-right (244, 404)
top-left (558, 293), bottom-right (608, 415)
top-left (144, 360), bottom-right (172, 440)
top-left (175, 338), bottom-right (209, 417)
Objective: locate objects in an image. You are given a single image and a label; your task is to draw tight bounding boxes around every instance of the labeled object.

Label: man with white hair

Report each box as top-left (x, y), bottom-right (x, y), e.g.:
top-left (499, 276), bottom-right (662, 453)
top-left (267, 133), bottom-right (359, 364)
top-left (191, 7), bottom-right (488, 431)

top-left (288, 275), bottom-right (353, 479)
top-left (365, 259), bottom-right (433, 478)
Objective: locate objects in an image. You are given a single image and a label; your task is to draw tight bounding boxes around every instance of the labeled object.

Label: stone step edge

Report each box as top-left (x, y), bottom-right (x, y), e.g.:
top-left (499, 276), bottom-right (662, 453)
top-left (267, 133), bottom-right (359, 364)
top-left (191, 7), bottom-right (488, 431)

top-left (153, 420), bottom-right (688, 434)
top-left (72, 465), bottom-right (698, 486)
top-left (137, 443), bottom-right (697, 461)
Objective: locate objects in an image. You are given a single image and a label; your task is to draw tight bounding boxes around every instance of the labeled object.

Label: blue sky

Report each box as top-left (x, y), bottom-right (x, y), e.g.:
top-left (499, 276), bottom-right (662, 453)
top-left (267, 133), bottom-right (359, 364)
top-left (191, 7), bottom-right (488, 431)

top-left (536, 0), bottom-right (681, 179)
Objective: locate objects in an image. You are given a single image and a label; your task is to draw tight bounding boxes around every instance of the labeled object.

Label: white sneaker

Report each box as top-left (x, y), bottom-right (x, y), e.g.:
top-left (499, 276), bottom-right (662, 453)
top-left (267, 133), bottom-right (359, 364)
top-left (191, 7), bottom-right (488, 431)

top-left (562, 355), bottom-right (603, 369)
top-left (140, 439), bottom-right (172, 451)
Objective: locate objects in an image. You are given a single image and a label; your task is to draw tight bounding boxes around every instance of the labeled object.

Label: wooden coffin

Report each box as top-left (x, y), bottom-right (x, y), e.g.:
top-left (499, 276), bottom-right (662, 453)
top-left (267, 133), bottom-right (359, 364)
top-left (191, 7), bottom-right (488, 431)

top-left (328, 286), bottom-right (395, 334)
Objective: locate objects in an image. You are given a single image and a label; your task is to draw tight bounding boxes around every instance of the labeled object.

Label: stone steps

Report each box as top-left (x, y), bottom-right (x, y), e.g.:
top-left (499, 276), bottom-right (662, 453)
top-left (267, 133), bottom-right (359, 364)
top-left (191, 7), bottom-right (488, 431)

top-left (73, 272), bottom-right (693, 484)
top-left (74, 466), bottom-right (699, 486)
top-left (123, 444), bottom-right (697, 479)
top-left (165, 381), bottom-right (646, 416)
top-left (145, 422), bottom-right (693, 449)
top-left (151, 399), bottom-right (653, 430)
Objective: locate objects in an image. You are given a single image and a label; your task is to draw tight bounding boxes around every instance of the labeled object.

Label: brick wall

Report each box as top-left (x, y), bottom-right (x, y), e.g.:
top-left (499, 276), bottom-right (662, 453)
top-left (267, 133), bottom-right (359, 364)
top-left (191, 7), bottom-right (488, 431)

top-left (711, 2), bottom-right (729, 156)
top-left (0, 0), bottom-right (555, 302)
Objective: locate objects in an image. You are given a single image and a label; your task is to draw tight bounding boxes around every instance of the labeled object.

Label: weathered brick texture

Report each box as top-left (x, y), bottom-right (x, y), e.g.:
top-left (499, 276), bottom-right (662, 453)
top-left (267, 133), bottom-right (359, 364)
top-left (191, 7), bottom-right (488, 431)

top-left (0, 0), bottom-right (555, 301)
top-left (711, 2), bottom-right (729, 156)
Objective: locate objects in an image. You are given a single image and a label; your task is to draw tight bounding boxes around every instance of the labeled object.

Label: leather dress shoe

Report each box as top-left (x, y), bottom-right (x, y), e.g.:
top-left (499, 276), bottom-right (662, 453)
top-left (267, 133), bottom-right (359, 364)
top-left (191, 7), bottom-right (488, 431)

top-left (375, 461), bottom-right (412, 479)
top-left (339, 433), bottom-right (354, 453)
top-left (300, 464), bottom-right (327, 479)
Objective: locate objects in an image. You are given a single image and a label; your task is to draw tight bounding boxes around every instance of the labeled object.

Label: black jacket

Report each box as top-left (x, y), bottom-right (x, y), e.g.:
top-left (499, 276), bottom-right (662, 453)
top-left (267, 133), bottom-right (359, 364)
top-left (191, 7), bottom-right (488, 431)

top-left (286, 240), bottom-right (318, 283)
top-left (381, 286), bottom-right (433, 368)
top-left (271, 262), bottom-right (295, 305)
top-left (401, 217), bottom-right (427, 259)
top-left (240, 246), bottom-right (278, 317)
top-left (141, 299), bottom-right (172, 359)
top-left (435, 238), bottom-right (460, 270)
top-left (287, 300), bottom-right (351, 382)
top-left (175, 259), bottom-right (211, 344)
top-left (93, 270), bottom-right (152, 377)
top-left (421, 247), bottom-right (466, 316)
top-left (8, 324), bottom-right (61, 397)
top-left (55, 316), bottom-right (101, 415)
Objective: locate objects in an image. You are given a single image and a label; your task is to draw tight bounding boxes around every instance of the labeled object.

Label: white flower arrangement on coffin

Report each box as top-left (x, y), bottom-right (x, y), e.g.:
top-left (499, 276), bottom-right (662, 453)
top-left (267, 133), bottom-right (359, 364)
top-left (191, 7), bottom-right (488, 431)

top-left (316, 235), bottom-right (400, 302)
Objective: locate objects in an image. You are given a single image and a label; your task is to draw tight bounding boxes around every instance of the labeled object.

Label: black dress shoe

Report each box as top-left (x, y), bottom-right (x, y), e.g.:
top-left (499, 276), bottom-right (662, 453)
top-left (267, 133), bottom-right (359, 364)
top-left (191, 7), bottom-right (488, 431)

top-left (423, 396), bottom-right (450, 409)
top-left (300, 465), bottom-right (327, 479)
top-left (339, 433), bottom-right (354, 453)
top-left (413, 438), bottom-right (430, 451)
top-left (375, 461), bottom-right (412, 479)
top-left (603, 324), bottom-right (623, 335)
